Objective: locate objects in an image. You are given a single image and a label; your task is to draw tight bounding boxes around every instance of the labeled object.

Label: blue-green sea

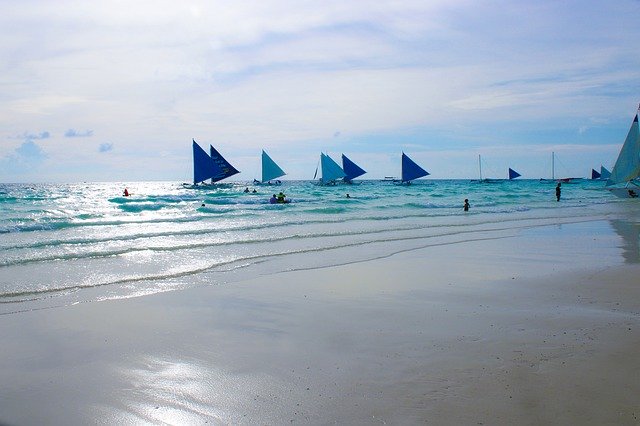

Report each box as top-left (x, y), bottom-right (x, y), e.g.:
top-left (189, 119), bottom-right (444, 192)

top-left (0, 179), bottom-right (631, 314)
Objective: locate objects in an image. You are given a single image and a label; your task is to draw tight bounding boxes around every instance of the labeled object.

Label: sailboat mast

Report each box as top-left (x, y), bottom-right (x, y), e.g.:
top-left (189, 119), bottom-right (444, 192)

top-left (552, 152), bottom-right (555, 180)
top-left (478, 154), bottom-right (482, 181)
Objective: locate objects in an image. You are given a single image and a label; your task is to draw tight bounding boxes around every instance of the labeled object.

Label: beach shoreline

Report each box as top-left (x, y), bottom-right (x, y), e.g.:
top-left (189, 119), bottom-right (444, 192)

top-left (1, 218), bottom-right (639, 425)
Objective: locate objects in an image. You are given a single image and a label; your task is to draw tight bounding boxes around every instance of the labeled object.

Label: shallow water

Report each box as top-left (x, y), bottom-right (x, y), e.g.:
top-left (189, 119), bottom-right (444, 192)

top-left (0, 179), bottom-right (632, 313)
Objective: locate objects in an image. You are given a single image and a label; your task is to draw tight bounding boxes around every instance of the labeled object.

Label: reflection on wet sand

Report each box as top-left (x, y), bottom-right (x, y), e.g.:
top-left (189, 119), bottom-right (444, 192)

top-left (609, 219), bottom-right (640, 264)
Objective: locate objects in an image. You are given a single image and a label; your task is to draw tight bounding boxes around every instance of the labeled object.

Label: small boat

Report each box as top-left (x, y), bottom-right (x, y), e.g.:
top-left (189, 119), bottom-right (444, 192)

top-left (508, 168), bottom-right (521, 180)
top-left (540, 151), bottom-right (582, 183)
top-left (606, 107), bottom-right (640, 198)
top-left (255, 150), bottom-right (286, 185)
top-left (188, 139), bottom-right (217, 186)
top-left (342, 154), bottom-right (366, 183)
top-left (474, 155), bottom-right (512, 183)
top-left (184, 140), bottom-right (240, 188)
top-left (315, 153), bottom-right (346, 185)
top-left (592, 165), bottom-right (611, 180)
top-left (399, 152), bottom-right (429, 184)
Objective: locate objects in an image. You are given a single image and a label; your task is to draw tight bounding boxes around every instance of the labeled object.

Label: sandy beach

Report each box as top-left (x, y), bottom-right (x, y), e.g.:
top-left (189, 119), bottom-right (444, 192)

top-left (1, 218), bottom-right (639, 425)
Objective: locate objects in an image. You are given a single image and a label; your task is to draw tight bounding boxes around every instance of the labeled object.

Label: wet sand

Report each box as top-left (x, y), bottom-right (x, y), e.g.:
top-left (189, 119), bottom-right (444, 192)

top-left (1, 220), bottom-right (639, 425)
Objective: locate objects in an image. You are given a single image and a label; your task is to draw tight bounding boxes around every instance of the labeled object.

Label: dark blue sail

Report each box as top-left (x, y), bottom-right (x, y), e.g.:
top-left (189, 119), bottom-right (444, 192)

top-left (508, 168), bottom-right (521, 180)
top-left (192, 140), bottom-right (216, 184)
top-left (401, 152), bottom-right (429, 182)
top-left (209, 145), bottom-right (240, 182)
top-left (591, 169), bottom-right (601, 180)
top-left (342, 154), bottom-right (366, 182)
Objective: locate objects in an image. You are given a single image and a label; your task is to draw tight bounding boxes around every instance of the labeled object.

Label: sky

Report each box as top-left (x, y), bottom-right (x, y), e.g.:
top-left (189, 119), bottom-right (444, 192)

top-left (1, 0), bottom-right (640, 182)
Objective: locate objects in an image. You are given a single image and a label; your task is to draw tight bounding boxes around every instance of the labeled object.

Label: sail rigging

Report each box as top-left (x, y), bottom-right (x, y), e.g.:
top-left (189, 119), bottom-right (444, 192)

top-left (342, 154), bottom-right (366, 182)
top-left (261, 150), bottom-right (286, 183)
top-left (401, 152), bottom-right (429, 183)
top-left (209, 145), bottom-right (240, 183)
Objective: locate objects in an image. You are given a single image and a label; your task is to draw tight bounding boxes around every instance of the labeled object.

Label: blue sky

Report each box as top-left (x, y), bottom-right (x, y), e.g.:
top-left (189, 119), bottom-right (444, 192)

top-left (1, 0), bottom-right (639, 182)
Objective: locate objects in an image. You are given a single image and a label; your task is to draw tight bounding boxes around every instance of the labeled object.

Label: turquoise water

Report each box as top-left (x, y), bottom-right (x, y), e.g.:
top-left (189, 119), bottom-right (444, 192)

top-left (0, 179), bottom-right (626, 313)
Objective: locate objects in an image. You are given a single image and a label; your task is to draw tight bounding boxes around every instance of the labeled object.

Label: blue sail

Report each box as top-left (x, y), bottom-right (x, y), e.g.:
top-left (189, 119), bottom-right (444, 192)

top-left (261, 150), bottom-right (286, 183)
top-left (320, 153), bottom-right (346, 183)
top-left (508, 168), bottom-right (521, 180)
top-left (210, 145), bottom-right (240, 183)
top-left (591, 169), bottom-right (601, 179)
top-left (401, 152), bottom-right (429, 182)
top-left (600, 165), bottom-right (611, 180)
top-left (192, 140), bottom-right (217, 184)
top-left (342, 154), bottom-right (366, 182)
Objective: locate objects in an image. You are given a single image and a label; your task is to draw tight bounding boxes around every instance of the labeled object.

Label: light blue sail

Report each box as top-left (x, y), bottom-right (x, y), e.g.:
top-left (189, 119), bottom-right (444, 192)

top-left (261, 150), bottom-right (286, 183)
top-left (607, 115), bottom-right (640, 186)
top-left (320, 153), bottom-right (346, 183)
top-left (600, 165), bottom-right (611, 180)
top-left (508, 168), bottom-right (521, 180)
top-left (210, 145), bottom-right (240, 183)
top-left (401, 152), bottom-right (429, 183)
top-left (342, 154), bottom-right (366, 182)
top-left (192, 140), bottom-right (217, 184)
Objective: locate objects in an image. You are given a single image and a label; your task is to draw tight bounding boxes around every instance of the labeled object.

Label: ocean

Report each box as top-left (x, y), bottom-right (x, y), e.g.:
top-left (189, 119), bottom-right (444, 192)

top-left (0, 179), bottom-right (626, 314)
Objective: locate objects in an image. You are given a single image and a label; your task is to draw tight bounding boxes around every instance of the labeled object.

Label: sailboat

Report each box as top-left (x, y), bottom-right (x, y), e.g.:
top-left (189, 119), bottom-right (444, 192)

top-left (606, 107), bottom-right (640, 198)
top-left (540, 151), bottom-right (582, 183)
top-left (399, 152), bottom-right (429, 184)
top-left (209, 145), bottom-right (240, 183)
top-left (342, 154), bottom-right (366, 183)
top-left (254, 150), bottom-right (286, 184)
top-left (190, 139), bottom-right (218, 186)
top-left (508, 168), bottom-right (521, 180)
top-left (592, 165), bottom-right (611, 180)
top-left (315, 153), bottom-right (346, 185)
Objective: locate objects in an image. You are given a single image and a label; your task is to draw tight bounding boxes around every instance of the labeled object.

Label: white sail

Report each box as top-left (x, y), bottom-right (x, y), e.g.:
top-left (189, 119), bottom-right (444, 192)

top-left (606, 114), bottom-right (640, 186)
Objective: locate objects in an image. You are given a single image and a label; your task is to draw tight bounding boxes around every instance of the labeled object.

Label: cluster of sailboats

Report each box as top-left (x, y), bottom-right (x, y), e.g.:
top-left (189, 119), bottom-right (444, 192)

top-left (187, 106), bottom-right (640, 198)
top-left (188, 138), bottom-right (431, 187)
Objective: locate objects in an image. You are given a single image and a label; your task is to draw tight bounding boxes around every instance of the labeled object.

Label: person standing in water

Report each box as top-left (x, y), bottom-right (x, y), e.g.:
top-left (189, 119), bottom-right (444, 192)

top-left (556, 182), bottom-right (561, 201)
top-left (463, 199), bottom-right (470, 211)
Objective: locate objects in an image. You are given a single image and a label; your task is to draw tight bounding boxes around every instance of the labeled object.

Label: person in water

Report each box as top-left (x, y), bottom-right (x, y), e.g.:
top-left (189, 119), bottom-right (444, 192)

top-left (556, 182), bottom-right (561, 201)
top-left (252, 189), bottom-right (257, 193)
top-left (269, 194), bottom-right (277, 204)
top-left (463, 199), bottom-right (470, 211)
top-left (123, 188), bottom-right (130, 196)
top-left (277, 192), bottom-right (286, 203)
top-left (244, 187), bottom-right (250, 193)
top-left (346, 193), bottom-right (351, 198)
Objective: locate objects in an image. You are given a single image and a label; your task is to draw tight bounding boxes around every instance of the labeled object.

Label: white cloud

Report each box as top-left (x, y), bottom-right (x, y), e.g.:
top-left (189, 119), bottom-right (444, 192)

top-left (0, 0), bottom-right (639, 181)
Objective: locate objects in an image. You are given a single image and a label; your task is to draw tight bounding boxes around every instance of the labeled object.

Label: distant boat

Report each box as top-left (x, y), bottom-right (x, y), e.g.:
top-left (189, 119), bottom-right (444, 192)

top-left (591, 168), bottom-right (601, 180)
top-left (190, 139), bottom-right (217, 186)
top-left (342, 154), bottom-right (366, 183)
top-left (474, 154), bottom-right (508, 183)
top-left (508, 167), bottom-right (521, 180)
top-left (606, 107), bottom-right (640, 198)
top-left (315, 153), bottom-right (346, 185)
top-left (540, 151), bottom-right (582, 183)
top-left (400, 152), bottom-right (429, 184)
top-left (255, 150), bottom-right (286, 184)
top-left (209, 145), bottom-right (240, 183)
